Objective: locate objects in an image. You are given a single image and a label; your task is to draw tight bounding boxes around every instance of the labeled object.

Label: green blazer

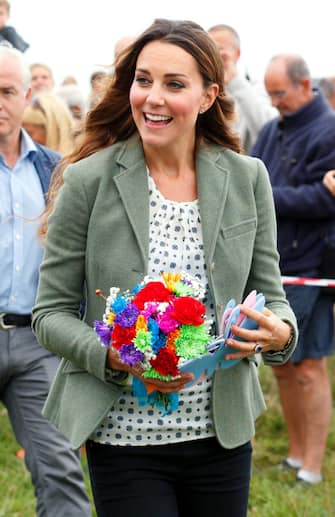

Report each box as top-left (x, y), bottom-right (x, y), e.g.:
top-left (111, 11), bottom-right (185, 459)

top-left (32, 136), bottom-right (297, 450)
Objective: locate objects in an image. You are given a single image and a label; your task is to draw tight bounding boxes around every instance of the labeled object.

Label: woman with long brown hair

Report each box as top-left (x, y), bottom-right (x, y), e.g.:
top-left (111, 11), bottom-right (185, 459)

top-left (33, 19), bottom-right (297, 517)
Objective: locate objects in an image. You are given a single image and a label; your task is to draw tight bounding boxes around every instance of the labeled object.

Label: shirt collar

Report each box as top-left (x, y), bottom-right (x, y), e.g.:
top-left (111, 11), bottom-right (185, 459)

top-left (19, 128), bottom-right (38, 161)
top-left (0, 129), bottom-right (38, 168)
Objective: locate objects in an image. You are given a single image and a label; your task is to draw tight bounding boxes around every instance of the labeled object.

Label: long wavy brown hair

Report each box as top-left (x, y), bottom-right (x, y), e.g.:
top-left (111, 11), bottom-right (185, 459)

top-left (40, 18), bottom-right (241, 239)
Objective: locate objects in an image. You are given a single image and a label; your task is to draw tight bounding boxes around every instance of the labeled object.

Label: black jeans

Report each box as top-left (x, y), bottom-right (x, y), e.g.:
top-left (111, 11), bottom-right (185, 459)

top-left (86, 437), bottom-right (252, 517)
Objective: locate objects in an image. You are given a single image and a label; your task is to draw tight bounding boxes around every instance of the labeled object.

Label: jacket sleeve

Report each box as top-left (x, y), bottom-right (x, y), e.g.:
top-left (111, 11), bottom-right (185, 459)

top-left (32, 165), bottom-right (125, 385)
top-left (244, 159), bottom-right (298, 364)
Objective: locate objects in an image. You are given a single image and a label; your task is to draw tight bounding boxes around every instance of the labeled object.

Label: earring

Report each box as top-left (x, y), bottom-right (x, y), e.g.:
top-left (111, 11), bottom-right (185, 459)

top-left (199, 108), bottom-right (206, 114)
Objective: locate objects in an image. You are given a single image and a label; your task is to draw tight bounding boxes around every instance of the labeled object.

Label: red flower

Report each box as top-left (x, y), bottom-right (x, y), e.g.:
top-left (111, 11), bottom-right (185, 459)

top-left (150, 348), bottom-right (179, 377)
top-left (171, 297), bottom-right (206, 326)
top-left (111, 324), bottom-right (136, 350)
top-left (133, 282), bottom-right (173, 310)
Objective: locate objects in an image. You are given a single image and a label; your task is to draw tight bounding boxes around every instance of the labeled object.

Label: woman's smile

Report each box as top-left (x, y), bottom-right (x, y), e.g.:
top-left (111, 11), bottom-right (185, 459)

top-left (144, 112), bottom-right (173, 127)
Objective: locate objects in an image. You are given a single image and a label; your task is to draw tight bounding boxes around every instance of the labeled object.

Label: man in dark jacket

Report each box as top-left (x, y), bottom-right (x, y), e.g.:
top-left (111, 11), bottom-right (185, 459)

top-left (252, 53), bottom-right (335, 486)
top-left (0, 46), bottom-right (91, 515)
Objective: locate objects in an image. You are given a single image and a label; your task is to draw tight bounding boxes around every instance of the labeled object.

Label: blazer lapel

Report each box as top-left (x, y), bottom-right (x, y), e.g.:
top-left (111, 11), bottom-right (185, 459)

top-left (113, 140), bottom-right (149, 270)
top-left (196, 149), bottom-right (231, 266)
top-left (112, 140), bottom-right (231, 273)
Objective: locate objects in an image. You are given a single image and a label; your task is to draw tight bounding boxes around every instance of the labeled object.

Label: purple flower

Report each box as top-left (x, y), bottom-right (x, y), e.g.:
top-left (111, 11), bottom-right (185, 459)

top-left (119, 344), bottom-right (144, 366)
top-left (183, 278), bottom-right (193, 286)
top-left (94, 320), bottom-right (111, 347)
top-left (114, 304), bottom-right (139, 327)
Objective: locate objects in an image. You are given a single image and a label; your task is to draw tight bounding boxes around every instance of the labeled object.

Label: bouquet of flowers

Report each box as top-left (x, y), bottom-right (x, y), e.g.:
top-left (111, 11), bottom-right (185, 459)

top-left (94, 272), bottom-right (213, 413)
top-left (94, 272), bottom-right (266, 414)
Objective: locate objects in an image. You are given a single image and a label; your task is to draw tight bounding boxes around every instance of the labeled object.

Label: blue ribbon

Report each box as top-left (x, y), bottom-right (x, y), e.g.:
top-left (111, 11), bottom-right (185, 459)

top-left (132, 377), bottom-right (179, 415)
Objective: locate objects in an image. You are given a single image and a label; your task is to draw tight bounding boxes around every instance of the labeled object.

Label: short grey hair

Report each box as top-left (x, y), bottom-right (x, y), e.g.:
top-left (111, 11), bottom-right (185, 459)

top-left (270, 54), bottom-right (311, 85)
top-left (207, 24), bottom-right (240, 49)
top-left (0, 45), bottom-right (31, 92)
top-left (319, 77), bottom-right (335, 99)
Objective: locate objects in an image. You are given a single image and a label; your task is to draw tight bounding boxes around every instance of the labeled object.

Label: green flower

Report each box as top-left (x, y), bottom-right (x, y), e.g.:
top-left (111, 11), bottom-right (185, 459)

top-left (134, 329), bottom-right (152, 352)
top-left (173, 281), bottom-right (194, 297)
top-left (142, 368), bottom-right (173, 381)
top-left (175, 324), bottom-right (210, 359)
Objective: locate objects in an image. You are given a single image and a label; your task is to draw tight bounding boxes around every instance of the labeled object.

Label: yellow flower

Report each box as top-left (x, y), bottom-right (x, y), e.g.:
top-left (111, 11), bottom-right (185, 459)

top-left (162, 272), bottom-right (181, 292)
top-left (107, 313), bottom-right (115, 325)
top-left (136, 314), bottom-right (148, 332)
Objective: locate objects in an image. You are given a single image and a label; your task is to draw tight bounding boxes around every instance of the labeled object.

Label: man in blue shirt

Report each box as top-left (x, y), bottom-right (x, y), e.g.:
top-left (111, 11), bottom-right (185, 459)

top-left (252, 54), bottom-right (335, 486)
top-left (0, 46), bottom-right (91, 516)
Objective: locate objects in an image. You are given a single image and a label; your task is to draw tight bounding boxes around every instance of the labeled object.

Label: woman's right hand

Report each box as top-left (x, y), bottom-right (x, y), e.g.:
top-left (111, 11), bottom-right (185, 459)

top-left (323, 170), bottom-right (335, 196)
top-left (106, 347), bottom-right (194, 392)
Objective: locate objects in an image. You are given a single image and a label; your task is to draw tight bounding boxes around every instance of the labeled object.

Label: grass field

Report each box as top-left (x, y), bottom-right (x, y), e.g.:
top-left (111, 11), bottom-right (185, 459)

top-left (0, 358), bottom-right (334, 516)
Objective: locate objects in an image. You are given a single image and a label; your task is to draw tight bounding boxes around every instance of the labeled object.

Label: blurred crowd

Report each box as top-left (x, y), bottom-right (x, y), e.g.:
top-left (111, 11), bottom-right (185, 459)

top-left (1, 3), bottom-right (335, 515)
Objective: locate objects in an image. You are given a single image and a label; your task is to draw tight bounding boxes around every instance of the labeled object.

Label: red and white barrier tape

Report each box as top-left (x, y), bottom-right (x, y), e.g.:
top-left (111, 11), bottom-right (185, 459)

top-left (281, 276), bottom-right (335, 287)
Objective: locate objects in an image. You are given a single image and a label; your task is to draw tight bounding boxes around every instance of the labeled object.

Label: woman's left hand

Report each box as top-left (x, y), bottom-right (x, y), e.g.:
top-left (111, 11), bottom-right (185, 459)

top-left (224, 305), bottom-right (291, 359)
